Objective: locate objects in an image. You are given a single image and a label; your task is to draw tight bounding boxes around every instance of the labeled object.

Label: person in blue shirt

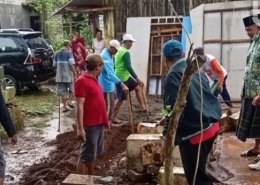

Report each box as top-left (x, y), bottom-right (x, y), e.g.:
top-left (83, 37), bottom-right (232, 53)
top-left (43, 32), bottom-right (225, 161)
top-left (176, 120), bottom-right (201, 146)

top-left (99, 40), bottom-right (128, 120)
top-left (53, 40), bottom-right (76, 112)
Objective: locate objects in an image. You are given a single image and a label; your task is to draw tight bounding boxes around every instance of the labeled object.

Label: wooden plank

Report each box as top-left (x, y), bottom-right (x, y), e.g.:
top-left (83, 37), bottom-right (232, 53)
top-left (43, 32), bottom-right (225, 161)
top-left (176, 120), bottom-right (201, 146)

top-left (150, 28), bottom-right (182, 35)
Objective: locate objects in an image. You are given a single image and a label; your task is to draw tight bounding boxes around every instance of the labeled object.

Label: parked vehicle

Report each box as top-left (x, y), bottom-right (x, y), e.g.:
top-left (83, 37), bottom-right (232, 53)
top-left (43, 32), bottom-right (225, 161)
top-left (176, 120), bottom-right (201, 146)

top-left (0, 28), bottom-right (55, 94)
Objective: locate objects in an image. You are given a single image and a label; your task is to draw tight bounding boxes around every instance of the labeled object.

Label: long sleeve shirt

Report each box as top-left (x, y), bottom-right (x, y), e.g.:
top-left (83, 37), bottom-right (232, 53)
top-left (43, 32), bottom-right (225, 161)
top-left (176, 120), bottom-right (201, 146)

top-left (99, 48), bottom-right (121, 92)
top-left (163, 58), bottom-right (221, 145)
top-left (244, 35), bottom-right (260, 98)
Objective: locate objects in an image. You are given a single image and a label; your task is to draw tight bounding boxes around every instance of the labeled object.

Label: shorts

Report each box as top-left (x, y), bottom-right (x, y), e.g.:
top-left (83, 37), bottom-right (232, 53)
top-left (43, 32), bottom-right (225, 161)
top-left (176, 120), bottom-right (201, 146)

top-left (57, 82), bottom-right (74, 96)
top-left (79, 125), bottom-right (105, 163)
top-left (116, 77), bottom-right (138, 100)
top-left (0, 141), bottom-right (6, 178)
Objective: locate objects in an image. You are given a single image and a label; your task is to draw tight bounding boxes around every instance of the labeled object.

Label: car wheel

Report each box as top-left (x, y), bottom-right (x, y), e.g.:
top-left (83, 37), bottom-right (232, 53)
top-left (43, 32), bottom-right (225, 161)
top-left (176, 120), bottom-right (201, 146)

top-left (4, 75), bottom-right (18, 94)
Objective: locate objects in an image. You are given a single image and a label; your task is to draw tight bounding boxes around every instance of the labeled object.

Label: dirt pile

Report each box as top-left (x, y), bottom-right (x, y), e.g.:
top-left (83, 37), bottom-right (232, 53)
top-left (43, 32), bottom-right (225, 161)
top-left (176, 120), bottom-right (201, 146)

top-left (20, 96), bottom-right (163, 185)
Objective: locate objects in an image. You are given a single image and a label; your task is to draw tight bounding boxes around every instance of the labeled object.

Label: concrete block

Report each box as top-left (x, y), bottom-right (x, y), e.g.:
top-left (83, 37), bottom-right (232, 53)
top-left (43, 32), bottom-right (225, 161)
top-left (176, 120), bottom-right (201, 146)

top-left (0, 66), bottom-right (4, 80)
top-left (219, 113), bottom-right (235, 132)
top-left (158, 166), bottom-right (188, 185)
top-left (229, 111), bottom-right (240, 128)
top-left (172, 146), bottom-right (182, 167)
top-left (140, 142), bottom-right (163, 165)
top-left (62, 174), bottom-right (102, 185)
top-left (126, 134), bottom-right (162, 171)
top-left (3, 87), bottom-right (16, 103)
top-left (137, 123), bottom-right (164, 134)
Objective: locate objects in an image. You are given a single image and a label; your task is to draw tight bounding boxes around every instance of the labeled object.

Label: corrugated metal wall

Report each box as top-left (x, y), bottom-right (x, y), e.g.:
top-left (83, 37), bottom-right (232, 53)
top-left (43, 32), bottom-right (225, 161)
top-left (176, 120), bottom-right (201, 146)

top-left (104, 0), bottom-right (246, 36)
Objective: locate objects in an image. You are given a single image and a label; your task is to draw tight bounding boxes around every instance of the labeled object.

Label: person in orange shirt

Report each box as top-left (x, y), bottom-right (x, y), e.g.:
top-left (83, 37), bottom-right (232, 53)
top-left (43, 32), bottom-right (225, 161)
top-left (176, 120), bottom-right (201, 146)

top-left (194, 47), bottom-right (232, 108)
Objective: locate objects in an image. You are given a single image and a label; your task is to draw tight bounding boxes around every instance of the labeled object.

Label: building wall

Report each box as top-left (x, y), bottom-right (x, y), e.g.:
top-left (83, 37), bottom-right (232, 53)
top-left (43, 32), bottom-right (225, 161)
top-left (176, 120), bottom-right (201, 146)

top-left (0, 0), bottom-right (30, 29)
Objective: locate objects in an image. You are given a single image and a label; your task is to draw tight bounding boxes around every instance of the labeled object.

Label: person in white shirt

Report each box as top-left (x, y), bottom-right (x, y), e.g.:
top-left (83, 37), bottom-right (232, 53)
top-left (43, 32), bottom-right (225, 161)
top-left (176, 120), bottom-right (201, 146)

top-left (92, 29), bottom-right (105, 54)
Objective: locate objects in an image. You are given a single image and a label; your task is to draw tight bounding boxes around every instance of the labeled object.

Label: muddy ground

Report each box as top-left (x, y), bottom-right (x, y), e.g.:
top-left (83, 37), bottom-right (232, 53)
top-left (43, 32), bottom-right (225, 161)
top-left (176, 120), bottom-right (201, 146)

top-left (4, 90), bottom-right (163, 185)
top-left (3, 88), bottom-right (260, 185)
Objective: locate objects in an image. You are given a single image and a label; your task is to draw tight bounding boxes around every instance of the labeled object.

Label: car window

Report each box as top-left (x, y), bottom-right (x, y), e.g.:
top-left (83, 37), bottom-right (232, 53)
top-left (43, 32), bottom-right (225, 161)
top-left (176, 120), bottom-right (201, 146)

top-left (0, 37), bottom-right (19, 52)
top-left (26, 36), bottom-right (49, 49)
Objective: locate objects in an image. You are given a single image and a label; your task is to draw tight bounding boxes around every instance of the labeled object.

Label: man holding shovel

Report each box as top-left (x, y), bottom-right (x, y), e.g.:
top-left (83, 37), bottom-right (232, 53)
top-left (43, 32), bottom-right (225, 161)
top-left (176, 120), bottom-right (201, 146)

top-left (111, 33), bottom-right (147, 124)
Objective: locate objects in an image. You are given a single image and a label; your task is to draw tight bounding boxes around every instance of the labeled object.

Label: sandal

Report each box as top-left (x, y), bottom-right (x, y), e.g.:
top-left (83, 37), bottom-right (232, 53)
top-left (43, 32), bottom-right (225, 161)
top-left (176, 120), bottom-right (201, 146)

top-left (68, 103), bottom-right (75, 108)
top-left (62, 108), bottom-right (69, 113)
top-left (241, 149), bottom-right (259, 157)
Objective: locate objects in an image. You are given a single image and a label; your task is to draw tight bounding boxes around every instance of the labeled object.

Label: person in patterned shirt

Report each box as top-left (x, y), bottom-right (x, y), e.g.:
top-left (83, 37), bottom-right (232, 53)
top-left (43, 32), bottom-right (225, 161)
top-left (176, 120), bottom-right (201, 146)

top-left (236, 14), bottom-right (260, 170)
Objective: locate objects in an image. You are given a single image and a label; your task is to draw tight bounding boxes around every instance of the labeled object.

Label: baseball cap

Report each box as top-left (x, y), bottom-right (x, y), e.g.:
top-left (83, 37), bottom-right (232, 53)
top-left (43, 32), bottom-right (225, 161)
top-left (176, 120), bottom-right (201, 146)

top-left (163, 40), bottom-right (183, 58)
top-left (122, 34), bottom-right (137, 42)
top-left (109, 39), bottom-right (121, 50)
top-left (243, 15), bottom-right (255, 28)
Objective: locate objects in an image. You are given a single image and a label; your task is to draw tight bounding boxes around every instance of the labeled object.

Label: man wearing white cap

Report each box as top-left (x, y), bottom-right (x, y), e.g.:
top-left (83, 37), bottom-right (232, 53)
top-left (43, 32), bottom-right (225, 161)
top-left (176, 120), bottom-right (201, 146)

top-left (111, 33), bottom-right (146, 124)
top-left (99, 40), bottom-right (128, 120)
top-left (236, 14), bottom-right (260, 170)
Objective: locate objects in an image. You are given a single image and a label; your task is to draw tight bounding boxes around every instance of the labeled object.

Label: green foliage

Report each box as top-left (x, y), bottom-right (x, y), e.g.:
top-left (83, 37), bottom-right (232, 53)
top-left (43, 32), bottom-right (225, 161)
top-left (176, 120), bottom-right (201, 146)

top-left (80, 26), bottom-right (93, 46)
top-left (28, 0), bottom-right (70, 47)
top-left (161, 105), bottom-right (172, 117)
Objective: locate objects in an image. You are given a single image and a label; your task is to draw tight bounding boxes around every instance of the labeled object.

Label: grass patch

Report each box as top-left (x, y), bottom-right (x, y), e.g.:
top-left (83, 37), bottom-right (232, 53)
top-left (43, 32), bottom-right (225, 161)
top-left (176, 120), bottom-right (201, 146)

top-left (16, 90), bottom-right (58, 116)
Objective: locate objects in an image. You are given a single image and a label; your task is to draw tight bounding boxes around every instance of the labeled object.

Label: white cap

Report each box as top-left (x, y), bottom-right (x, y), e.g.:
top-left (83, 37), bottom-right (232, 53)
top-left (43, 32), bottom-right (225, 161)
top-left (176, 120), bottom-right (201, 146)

top-left (252, 14), bottom-right (260, 27)
top-left (109, 39), bottom-right (121, 50)
top-left (122, 34), bottom-right (137, 42)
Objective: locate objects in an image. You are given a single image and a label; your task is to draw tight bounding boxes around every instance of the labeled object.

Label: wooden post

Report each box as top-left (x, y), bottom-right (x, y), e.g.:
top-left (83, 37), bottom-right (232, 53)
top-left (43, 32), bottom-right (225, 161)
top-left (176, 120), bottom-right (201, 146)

top-left (164, 45), bottom-right (206, 185)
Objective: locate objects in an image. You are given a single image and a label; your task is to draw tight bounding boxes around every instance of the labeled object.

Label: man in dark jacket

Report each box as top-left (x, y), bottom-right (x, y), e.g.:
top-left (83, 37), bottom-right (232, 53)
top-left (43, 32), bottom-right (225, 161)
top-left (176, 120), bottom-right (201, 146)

top-left (162, 40), bottom-right (221, 185)
top-left (0, 90), bottom-right (17, 185)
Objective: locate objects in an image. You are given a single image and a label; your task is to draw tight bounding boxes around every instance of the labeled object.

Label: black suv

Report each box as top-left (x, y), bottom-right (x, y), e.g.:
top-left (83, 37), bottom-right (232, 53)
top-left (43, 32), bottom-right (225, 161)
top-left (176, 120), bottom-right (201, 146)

top-left (0, 28), bottom-right (55, 93)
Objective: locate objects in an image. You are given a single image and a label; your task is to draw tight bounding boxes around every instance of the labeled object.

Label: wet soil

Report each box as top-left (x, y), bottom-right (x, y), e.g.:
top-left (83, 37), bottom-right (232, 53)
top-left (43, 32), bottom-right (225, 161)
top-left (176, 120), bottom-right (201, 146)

top-left (8, 94), bottom-right (163, 185)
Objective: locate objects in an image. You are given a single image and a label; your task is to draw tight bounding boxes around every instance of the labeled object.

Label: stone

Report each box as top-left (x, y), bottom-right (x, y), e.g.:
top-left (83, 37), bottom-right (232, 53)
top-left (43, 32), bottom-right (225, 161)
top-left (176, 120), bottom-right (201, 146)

top-left (118, 156), bottom-right (127, 168)
top-left (140, 142), bottom-right (163, 166)
top-left (126, 134), bottom-right (162, 171)
top-left (137, 123), bottom-right (163, 134)
top-left (158, 166), bottom-right (188, 185)
top-left (94, 176), bottom-right (115, 184)
top-left (219, 113), bottom-right (235, 132)
top-left (127, 169), bottom-right (145, 182)
top-left (146, 164), bottom-right (161, 175)
top-left (229, 111), bottom-right (240, 128)
top-left (62, 174), bottom-right (102, 185)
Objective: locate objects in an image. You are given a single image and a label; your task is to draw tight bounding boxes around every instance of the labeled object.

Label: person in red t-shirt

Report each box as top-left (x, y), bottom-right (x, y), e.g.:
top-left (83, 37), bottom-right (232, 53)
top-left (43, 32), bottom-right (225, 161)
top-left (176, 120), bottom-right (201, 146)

top-left (72, 31), bottom-right (87, 76)
top-left (75, 53), bottom-right (109, 175)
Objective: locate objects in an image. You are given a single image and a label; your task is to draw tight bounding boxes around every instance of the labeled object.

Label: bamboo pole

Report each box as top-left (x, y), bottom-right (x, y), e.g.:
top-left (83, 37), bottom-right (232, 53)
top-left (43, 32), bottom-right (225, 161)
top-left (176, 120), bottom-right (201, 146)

top-left (164, 45), bottom-right (206, 185)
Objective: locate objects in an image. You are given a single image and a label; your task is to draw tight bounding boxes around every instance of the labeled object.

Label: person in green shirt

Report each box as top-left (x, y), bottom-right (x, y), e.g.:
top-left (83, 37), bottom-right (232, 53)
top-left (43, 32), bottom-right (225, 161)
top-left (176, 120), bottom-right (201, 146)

top-left (236, 14), bottom-right (260, 170)
top-left (111, 34), bottom-right (146, 124)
